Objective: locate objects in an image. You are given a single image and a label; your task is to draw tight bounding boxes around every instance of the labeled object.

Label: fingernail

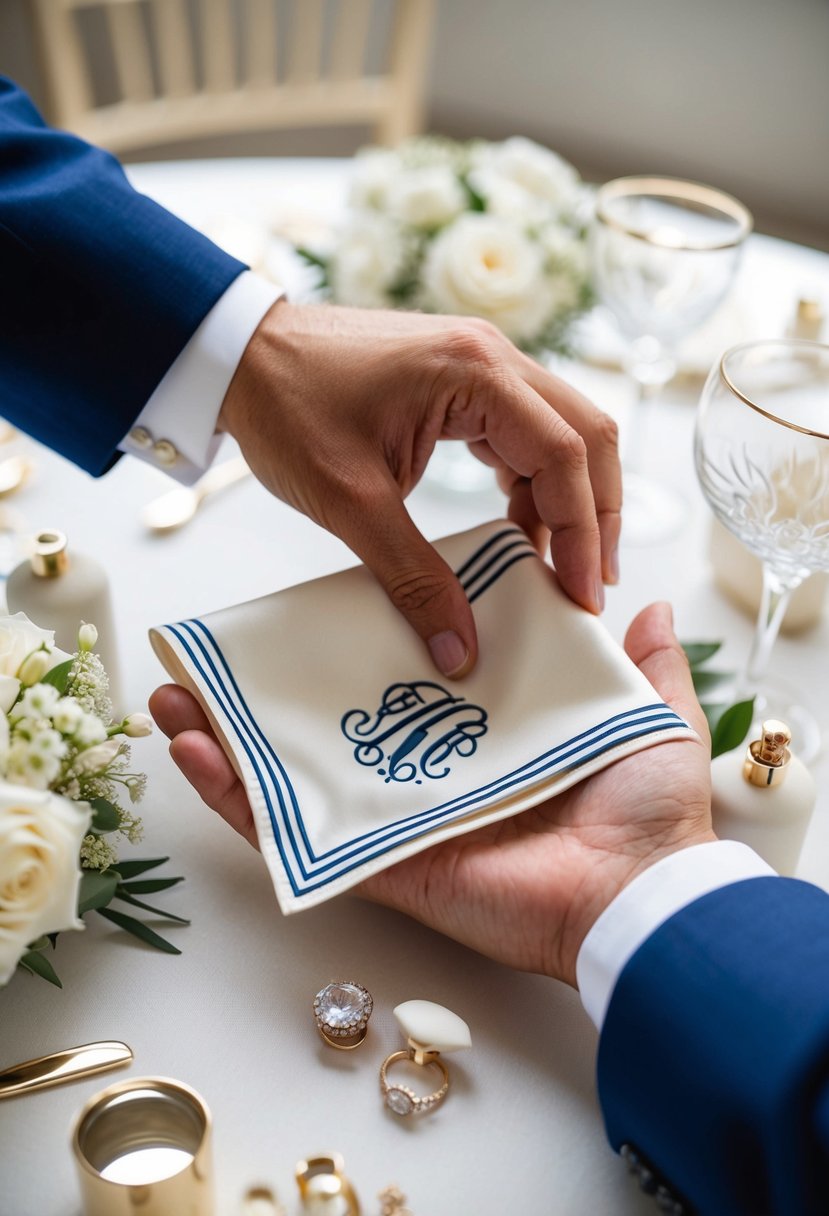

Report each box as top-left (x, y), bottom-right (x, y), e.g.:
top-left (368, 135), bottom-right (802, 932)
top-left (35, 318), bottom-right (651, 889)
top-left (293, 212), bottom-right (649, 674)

top-left (610, 545), bottom-right (620, 584)
top-left (595, 579), bottom-right (606, 613)
top-left (428, 630), bottom-right (470, 677)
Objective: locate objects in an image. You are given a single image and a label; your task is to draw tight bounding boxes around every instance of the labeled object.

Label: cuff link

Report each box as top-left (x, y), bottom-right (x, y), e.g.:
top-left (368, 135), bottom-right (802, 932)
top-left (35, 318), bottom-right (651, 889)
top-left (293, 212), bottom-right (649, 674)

top-left (295, 1153), bottom-right (360, 1215)
top-left (128, 425), bottom-right (179, 467)
top-left (380, 1000), bottom-right (471, 1118)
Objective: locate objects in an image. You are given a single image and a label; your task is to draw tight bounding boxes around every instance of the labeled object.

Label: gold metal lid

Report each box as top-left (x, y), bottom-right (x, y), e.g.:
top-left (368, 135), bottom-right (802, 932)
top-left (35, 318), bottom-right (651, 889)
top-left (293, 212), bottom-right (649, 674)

top-left (743, 719), bottom-right (792, 787)
top-left (31, 530), bottom-right (69, 578)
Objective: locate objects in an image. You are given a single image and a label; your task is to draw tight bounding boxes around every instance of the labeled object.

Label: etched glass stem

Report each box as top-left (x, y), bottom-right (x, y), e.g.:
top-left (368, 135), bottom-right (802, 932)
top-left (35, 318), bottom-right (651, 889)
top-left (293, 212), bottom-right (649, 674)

top-left (743, 564), bottom-right (800, 689)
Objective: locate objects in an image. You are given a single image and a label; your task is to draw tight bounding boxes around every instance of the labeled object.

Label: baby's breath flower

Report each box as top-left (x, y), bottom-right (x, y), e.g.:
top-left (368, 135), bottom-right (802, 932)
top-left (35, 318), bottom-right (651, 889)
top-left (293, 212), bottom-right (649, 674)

top-left (80, 833), bottom-right (117, 871)
top-left (6, 738), bottom-right (61, 790)
top-left (30, 727), bottom-right (67, 761)
top-left (53, 696), bottom-right (85, 735)
top-left (68, 651), bottom-right (112, 722)
top-left (17, 683), bottom-right (60, 720)
top-left (125, 774), bottom-right (147, 803)
top-left (74, 712), bottom-right (107, 747)
top-left (117, 808), bottom-right (144, 845)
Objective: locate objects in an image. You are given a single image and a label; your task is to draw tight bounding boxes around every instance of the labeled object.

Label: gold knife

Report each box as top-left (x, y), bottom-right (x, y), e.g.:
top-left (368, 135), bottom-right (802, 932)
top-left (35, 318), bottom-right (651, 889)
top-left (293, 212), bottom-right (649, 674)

top-left (0, 1041), bottom-right (132, 1099)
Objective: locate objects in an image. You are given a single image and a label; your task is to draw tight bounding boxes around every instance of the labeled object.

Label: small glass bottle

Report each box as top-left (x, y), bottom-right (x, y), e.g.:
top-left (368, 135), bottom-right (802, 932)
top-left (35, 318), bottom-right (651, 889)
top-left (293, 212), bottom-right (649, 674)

top-left (711, 719), bottom-right (817, 875)
top-left (6, 530), bottom-right (122, 711)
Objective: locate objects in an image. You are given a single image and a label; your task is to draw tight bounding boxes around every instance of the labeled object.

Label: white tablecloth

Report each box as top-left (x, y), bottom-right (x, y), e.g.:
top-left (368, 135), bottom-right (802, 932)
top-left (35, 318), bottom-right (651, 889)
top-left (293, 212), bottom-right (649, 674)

top-left (1, 159), bottom-right (827, 1216)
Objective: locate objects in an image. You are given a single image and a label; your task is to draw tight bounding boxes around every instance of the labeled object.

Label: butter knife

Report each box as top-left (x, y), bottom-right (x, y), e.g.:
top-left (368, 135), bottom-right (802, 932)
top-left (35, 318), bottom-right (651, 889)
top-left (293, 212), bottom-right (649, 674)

top-left (0, 1041), bottom-right (133, 1099)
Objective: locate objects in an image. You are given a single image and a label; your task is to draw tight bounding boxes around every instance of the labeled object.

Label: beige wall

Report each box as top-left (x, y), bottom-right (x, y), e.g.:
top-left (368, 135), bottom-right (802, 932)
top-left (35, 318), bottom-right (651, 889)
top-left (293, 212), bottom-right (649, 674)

top-left (2, 0), bottom-right (827, 248)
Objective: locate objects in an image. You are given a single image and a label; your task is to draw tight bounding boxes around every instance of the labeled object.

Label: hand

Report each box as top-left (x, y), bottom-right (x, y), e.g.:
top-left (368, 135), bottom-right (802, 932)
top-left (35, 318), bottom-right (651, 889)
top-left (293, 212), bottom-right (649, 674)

top-left (219, 301), bottom-right (620, 677)
top-left (150, 602), bottom-right (715, 987)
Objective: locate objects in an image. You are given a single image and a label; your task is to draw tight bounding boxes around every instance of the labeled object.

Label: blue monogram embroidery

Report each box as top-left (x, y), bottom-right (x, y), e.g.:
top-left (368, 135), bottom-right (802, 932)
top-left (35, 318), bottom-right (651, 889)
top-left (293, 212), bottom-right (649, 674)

top-left (341, 681), bottom-right (489, 784)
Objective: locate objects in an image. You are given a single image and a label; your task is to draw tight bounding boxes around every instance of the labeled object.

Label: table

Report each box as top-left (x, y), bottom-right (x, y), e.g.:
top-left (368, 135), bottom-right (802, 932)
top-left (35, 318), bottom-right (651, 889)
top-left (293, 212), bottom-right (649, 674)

top-left (1, 159), bottom-right (827, 1216)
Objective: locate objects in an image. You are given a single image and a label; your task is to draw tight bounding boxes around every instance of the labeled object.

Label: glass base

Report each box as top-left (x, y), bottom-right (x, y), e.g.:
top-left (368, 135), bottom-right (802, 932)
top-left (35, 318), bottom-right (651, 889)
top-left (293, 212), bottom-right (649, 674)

top-left (620, 472), bottom-right (688, 547)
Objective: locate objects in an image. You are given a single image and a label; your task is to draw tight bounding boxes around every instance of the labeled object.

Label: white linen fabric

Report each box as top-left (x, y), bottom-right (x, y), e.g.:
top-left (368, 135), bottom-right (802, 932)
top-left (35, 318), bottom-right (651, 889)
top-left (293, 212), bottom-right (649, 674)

top-left (150, 520), bottom-right (695, 913)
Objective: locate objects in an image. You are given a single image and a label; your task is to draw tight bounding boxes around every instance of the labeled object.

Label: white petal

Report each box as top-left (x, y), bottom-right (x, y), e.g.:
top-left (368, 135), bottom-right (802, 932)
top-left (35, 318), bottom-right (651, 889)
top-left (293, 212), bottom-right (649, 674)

top-left (393, 1000), bottom-right (472, 1054)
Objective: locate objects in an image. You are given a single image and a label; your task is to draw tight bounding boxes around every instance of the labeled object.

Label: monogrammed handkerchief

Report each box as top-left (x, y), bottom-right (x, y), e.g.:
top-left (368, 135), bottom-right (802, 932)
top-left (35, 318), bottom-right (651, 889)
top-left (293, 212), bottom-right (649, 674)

top-left (150, 521), bottom-right (693, 913)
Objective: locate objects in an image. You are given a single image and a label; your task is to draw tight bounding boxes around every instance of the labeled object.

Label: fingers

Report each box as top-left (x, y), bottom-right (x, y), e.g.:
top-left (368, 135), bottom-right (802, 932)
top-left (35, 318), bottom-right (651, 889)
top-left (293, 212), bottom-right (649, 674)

top-left (149, 685), bottom-right (258, 849)
top-left (336, 481), bottom-right (478, 678)
top-left (623, 603), bottom-right (709, 741)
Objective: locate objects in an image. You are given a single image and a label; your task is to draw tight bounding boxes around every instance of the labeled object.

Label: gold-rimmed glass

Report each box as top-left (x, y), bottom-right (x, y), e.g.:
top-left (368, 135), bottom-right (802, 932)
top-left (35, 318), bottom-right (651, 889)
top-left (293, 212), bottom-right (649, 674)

top-left (695, 339), bottom-right (829, 761)
top-left (590, 176), bottom-right (753, 544)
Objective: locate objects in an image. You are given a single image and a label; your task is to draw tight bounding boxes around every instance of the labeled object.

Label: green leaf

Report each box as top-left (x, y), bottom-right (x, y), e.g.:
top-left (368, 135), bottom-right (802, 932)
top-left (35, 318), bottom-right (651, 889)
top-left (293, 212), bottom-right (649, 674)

top-left (90, 797), bottom-right (121, 833)
top-left (39, 658), bottom-right (74, 694)
top-left (78, 869), bottom-right (119, 915)
top-left (681, 641), bottom-right (722, 668)
top-left (97, 907), bottom-right (181, 954)
top-left (711, 699), bottom-right (755, 759)
top-left (119, 877), bottom-right (184, 894)
top-left (114, 892), bottom-right (191, 925)
top-left (294, 245), bottom-right (329, 271)
top-left (110, 856), bottom-right (169, 880)
top-left (701, 702), bottom-right (728, 734)
top-left (18, 950), bottom-right (62, 987)
top-left (691, 669), bottom-right (733, 696)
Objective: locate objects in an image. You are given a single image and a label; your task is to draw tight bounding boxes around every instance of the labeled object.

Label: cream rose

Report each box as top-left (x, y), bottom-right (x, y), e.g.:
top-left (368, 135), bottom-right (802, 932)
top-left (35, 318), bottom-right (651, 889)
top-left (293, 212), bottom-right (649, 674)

top-left (470, 136), bottom-right (580, 215)
top-left (422, 214), bottom-right (554, 343)
top-left (348, 149), bottom-right (400, 211)
top-left (387, 166), bottom-right (466, 229)
top-left (0, 613), bottom-right (70, 714)
top-left (0, 782), bottom-right (90, 984)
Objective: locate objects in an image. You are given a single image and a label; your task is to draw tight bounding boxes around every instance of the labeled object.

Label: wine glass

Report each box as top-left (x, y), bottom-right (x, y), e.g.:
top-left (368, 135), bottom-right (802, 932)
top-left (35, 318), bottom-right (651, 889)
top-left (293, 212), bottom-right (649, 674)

top-left (695, 339), bottom-right (829, 762)
top-left (590, 176), bottom-right (752, 544)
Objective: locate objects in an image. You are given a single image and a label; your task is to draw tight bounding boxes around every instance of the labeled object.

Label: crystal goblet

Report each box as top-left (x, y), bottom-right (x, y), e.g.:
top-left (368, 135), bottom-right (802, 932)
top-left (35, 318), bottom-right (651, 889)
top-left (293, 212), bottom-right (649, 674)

top-left (695, 339), bottom-right (829, 761)
top-left (591, 176), bottom-right (752, 544)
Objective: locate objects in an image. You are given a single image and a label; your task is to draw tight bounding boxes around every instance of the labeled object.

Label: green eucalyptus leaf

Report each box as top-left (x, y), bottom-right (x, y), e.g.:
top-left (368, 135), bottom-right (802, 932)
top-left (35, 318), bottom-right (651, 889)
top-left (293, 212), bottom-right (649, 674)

top-left (18, 950), bottom-right (62, 987)
top-left (681, 642), bottom-right (722, 668)
top-left (711, 699), bottom-right (756, 760)
top-left (39, 658), bottom-right (74, 694)
top-left (90, 797), bottom-right (121, 833)
top-left (294, 246), bottom-right (329, 271)
top-left (691, 669), bottom-right (733, 696)
top-left (114, 892), bottom-right (191, 925)
top-left (701, 702), bottom-right (728, 734)
top-left (119, 877), bottom-right (184, 895)
top-left (97, 908), bottom-right (181, 954)
top-left (78, 869), bottom-right (118, 915)
top-left (110, 857), bottom-right (169, 880)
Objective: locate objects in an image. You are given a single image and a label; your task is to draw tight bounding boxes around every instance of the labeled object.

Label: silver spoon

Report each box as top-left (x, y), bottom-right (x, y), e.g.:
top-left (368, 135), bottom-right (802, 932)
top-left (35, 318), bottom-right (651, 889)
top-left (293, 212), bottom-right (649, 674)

top-left (142, 456), bottom-right (251, 533)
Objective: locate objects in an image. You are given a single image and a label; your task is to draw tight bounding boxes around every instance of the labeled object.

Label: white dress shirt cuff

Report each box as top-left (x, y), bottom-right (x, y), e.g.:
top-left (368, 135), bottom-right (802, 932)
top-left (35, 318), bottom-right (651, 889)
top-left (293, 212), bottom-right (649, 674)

top-left (576, 840), bottom-right (776, 1031)
top-left (119, 271), bottom-right (283, 485)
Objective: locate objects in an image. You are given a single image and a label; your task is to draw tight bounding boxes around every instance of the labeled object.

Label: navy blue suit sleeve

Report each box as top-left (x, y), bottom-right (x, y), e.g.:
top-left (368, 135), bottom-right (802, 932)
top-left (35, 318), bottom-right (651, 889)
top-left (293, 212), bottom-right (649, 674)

top-left (597, 877), bottom-right (829, 1215)
top-left (0, 77), bottom-right (246, 475)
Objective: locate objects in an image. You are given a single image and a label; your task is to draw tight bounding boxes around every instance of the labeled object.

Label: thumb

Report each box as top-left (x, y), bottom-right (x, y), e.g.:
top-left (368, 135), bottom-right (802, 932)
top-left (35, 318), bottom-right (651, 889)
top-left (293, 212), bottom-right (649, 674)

top-left (342, 488), bottom-right (478, 679)
top-left (624, 602), bottom-right (710, 744)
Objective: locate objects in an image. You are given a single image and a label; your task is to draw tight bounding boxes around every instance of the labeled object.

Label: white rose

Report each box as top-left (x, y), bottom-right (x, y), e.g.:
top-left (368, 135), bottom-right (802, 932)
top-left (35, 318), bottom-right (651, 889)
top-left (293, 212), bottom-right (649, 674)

top-left (348, 149), bottom-right (400, 211)
top-left (74, 738), bottom-right (120, 774)
top-left (470, 137), bottom-right (580, 215)
top-left (467, 169), bottom-right (551, 226)
top-left (422, 214), bottom-right (554, 344)
top-left (0, 614), bottom-right (71, 713)
top-left (386, 167), bottom-right (466, 229)
top-left (330, 215), bottom-right (408, 309)
top-left (0, 781), bottom-right (90, 985)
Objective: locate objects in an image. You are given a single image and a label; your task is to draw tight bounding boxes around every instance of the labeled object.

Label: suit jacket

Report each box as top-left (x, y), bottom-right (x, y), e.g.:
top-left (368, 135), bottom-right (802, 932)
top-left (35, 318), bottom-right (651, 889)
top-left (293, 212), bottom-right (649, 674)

top-left (598, 876), bottom-right (829, 1214)
top-left (0, 77), bottom-right (244, 475)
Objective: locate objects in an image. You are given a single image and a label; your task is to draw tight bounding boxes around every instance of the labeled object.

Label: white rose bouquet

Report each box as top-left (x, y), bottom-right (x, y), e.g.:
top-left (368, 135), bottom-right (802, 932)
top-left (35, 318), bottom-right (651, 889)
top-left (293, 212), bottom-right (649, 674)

top-left (297, 135), bottom-right (592, 354)
top-left (0, 613), bottom-right (186, 988)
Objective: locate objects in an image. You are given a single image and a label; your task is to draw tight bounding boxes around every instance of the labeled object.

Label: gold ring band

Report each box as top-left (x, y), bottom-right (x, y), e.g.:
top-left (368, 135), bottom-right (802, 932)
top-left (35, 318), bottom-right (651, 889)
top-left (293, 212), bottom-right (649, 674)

top-left (380, 1050), bottom-right (450, 1117)
top-left (296, 1154), bottom-right (360, 1214)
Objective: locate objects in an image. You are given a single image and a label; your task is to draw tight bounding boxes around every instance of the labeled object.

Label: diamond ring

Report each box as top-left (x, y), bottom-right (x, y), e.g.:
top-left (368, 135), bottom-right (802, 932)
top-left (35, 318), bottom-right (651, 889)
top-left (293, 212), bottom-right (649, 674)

top-left (313, 981), bottom-right (373, 1049)
top-left (380, 1049), bottom-right (450, 1117)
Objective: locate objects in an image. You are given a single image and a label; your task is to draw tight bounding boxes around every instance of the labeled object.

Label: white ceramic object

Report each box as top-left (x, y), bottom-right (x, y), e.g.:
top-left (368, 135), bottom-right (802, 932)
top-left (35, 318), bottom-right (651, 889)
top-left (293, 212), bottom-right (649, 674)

top-left (393, 1000), bottom-right (471, 1055)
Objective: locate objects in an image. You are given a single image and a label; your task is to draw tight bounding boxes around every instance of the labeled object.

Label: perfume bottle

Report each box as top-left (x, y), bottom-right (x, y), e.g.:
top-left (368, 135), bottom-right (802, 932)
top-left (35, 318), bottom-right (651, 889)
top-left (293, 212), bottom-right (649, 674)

top-left (711, 720), bottom-right (817, 875)
top-left (6, 530), bottom-right (122, 711)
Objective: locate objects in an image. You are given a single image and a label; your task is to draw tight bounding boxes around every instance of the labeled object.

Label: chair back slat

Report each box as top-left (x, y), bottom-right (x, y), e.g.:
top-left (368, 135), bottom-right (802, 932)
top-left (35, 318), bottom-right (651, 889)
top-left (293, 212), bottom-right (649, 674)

top-left (377, 0), bottom-right (435, 144)
top-left (330, 0), bottom-right (373, 81)
top-left (242, 0), bottom-right (277, 88)
top-left (104, 1), bottom-right (154, 102)
top-left (151, 0), bottom-right (196, 97)
top-left (199, 0), bottom-right (236, 93)
top-left (31, 0), bottom-right (94, 122)
top-left (287, 0), bottom-right (323, 84)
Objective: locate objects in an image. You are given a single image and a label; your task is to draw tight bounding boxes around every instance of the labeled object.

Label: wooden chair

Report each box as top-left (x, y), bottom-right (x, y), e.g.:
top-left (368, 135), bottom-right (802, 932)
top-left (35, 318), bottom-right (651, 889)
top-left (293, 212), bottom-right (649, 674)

top-left (29, 0), bottom-right (435, 155)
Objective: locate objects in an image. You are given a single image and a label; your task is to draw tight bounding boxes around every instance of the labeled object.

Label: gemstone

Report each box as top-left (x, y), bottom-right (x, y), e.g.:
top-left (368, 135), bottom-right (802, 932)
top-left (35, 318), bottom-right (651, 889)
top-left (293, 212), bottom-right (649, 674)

top-left (386, 1087), bottom-right (415, 1116)
top-left (315, 982), bottom-right (370, 1030)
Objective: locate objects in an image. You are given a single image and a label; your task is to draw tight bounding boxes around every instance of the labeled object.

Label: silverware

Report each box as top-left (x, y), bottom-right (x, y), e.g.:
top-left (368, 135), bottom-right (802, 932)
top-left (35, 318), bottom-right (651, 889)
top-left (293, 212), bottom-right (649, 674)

top-left (142, 456), bottom-right (251, 533)
top-left (0, 1040), bottom-right (133, 1099)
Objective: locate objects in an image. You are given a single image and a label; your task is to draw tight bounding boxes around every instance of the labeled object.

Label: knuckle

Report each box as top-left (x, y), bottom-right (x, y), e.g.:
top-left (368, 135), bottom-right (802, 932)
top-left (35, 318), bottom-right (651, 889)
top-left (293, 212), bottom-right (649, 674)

top-left (593, 410), bottom-right (619, 453)
top-left (387, 568), bottom-right (450, 616)
top-left (439, 324), bottom-right (502, 374)
top-left (548, 421), bottom-right (588, 472)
